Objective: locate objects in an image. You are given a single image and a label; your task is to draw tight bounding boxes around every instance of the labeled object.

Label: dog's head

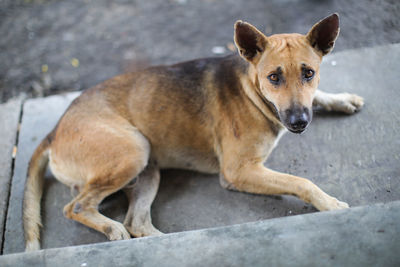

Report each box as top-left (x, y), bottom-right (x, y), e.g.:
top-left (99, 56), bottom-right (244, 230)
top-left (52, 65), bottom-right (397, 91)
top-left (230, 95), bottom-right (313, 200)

top-left (234, 14), bottom-right (339, 133)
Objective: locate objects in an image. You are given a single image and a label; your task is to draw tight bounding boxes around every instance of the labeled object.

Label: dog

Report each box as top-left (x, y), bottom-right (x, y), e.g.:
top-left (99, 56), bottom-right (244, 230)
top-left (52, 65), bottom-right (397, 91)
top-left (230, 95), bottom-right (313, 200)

top-left (23, 13), bottom-right (364, 251)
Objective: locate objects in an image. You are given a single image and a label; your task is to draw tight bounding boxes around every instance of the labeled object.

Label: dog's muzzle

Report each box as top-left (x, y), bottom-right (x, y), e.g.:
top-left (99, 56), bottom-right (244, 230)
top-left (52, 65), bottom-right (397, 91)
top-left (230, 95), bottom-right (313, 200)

top-left (281, 106), bottom-right (312, 134)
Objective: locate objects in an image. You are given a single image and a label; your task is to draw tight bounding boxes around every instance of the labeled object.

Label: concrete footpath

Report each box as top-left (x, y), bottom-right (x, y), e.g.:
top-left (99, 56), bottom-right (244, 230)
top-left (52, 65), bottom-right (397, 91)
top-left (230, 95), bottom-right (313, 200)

top-left (0, 98), bottom-right (21, 253)
top-left (1, 201), bottom-right (399, 267)
top-left (0, 44), bottom-right (399, 264)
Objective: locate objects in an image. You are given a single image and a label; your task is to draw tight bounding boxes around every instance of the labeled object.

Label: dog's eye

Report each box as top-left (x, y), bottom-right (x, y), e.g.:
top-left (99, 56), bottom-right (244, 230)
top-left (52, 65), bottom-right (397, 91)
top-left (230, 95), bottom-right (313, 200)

top-left (268, 74), bottom-right (280, 84)
top-left (303, 69), bottom-right (315, 80)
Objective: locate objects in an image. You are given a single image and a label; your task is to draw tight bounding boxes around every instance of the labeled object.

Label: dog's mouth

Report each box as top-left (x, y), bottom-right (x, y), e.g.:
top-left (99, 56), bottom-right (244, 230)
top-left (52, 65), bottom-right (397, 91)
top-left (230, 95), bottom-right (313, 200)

top-left (284, 119), bottom-right (310, 134)
top-left (287, 126), bottom-right (308, 134)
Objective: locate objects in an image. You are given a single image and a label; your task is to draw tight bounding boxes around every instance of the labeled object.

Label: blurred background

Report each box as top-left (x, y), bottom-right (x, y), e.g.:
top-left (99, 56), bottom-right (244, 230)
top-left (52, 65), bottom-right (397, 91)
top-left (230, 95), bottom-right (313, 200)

top-left (1, 0), bottom-right (399, 103)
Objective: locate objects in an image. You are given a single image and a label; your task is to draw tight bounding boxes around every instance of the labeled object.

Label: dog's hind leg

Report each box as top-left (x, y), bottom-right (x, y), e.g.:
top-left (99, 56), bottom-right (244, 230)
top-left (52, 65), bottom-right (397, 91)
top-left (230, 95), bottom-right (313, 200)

top-left (123, 162), bottom-right (163, 237)
top-left (61, 127), bottom-right (151, 241)
top-left (64, 185), bottom-right (132, 241)
top-left (313, 89), bottom-right (364, 114)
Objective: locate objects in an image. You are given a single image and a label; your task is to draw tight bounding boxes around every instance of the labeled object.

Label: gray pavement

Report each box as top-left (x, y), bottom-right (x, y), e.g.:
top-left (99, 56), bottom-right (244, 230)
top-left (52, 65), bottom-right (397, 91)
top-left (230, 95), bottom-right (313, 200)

top-left (0, 98), bottom-right (21, 253)
top-left (1, 201), bottom-right (400, 267)
top-left (2, 43), bottom-right (400, 255)
top-left (3, 92), bottom-right (80, 254)
top-left (1, 0), bottom-right (399, 103)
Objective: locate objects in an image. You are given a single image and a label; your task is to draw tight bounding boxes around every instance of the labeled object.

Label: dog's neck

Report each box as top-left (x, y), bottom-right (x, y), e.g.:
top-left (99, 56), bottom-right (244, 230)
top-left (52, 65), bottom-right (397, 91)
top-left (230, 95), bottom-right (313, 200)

top-left (237, 59), bottom-right (284, 132)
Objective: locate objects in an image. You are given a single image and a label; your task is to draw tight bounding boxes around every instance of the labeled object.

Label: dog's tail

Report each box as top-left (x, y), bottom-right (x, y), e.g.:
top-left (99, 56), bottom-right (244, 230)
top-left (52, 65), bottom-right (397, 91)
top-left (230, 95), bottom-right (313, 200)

top-left (23, 133), bottom-right (52, 251)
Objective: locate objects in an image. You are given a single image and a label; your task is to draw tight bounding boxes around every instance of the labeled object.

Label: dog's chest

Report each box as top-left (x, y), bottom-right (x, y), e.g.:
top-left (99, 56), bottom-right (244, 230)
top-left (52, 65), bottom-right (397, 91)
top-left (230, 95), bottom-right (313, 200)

top-left (154, 147), bottom-right (220, 174)
top-left (270, 128), bottom-right (287, 151)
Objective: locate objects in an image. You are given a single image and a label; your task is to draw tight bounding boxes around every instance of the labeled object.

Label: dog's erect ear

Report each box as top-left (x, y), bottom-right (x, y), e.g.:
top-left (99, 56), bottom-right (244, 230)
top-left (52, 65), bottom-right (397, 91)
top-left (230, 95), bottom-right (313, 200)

top-left (306, 13), bottom-right (340, 56)
top-left (234, 21), bottom-right (267, 63)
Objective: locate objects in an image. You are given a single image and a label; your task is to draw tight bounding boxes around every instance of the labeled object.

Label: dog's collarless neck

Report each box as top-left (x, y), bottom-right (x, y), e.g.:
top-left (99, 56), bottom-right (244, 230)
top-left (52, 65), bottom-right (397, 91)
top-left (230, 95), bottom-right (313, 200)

top-left (240, 69), bottom-right (283, 132)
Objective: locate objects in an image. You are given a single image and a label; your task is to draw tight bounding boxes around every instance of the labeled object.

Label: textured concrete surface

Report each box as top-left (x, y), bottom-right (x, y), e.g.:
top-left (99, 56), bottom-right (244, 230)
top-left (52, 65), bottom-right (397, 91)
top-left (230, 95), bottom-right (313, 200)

top-left (0, 98), bottom-right (21, 253)
top-left (3, 44), bottom-right (400, 254)
top-left (1, 201), bottom-right (400, 267)
top-left (3, 92), bottom-right (80, 254)
top-left (268, 43), bottom-right (400, 207)
top-left (1, 0), bottom-right (399, 102)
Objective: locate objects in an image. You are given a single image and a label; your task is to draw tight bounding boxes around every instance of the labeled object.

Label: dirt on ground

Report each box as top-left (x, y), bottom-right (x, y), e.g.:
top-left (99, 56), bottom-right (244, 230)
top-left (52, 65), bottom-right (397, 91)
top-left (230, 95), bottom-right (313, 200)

top-left (1, 0), bottom-right (399, 103)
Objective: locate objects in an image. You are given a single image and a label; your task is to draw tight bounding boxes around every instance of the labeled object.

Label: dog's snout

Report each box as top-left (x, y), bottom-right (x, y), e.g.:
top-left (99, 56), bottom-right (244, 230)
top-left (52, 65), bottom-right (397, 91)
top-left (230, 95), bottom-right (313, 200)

top-left (284, 107), bottom-right (311, 133)
top-left (288, 112), bottom-right (308, 130)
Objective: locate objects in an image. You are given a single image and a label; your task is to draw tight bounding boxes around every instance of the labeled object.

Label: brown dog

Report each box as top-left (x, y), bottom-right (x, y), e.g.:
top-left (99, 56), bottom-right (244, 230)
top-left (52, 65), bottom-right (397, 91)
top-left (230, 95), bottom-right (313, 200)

top-left (23, 13), bottom-right (363, 251)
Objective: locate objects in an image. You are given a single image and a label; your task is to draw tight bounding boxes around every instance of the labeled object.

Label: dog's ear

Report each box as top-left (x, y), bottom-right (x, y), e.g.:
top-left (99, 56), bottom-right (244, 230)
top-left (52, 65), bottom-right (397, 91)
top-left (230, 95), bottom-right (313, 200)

top-left (306, 13), bottom-right (340, 56)
top-left (234, 21), bottom-right (267, 63)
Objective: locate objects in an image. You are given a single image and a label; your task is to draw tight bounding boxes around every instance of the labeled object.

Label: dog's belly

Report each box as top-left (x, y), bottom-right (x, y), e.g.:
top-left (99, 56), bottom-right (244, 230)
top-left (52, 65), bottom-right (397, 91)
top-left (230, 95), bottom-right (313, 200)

top-left (154, 148), bottom-right (220, 174)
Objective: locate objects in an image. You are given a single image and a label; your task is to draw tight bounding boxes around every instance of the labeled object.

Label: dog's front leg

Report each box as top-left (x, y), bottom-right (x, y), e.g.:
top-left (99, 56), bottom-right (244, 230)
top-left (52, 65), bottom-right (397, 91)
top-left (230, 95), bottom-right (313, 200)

top-left (222, 163), bottom-right (348, 211)
top-left (123, 163), bottom-right (163, 237)
top-left (313, 89), bottom-right (364, 114)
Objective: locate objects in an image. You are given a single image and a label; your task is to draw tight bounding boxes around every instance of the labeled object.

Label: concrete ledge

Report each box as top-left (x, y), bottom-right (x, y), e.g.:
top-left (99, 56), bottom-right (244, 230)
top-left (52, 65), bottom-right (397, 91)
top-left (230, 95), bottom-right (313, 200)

top-left (1, 201), bottom-right (399, 267)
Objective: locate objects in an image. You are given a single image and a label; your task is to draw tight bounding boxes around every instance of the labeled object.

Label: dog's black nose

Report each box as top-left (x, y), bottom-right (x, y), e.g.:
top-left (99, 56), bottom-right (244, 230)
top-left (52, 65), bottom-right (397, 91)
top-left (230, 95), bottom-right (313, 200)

top-left (288, 113), bottom-right (308, 131)
top-left (284, 107), bottom-right (311, 133)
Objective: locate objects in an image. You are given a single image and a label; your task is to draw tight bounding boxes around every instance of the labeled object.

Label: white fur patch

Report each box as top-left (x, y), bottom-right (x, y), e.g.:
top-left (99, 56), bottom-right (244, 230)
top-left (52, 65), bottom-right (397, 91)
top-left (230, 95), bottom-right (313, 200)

top-left (271, 128), bottom-right (288, 152)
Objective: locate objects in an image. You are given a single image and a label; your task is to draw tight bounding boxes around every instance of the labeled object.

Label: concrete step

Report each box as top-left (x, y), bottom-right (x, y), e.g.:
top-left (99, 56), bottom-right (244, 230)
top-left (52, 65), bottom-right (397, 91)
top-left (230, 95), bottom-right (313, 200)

top-left (1, 201), bottom-right (399, 267)
top-left (1, 43), bottom-right (400, 264)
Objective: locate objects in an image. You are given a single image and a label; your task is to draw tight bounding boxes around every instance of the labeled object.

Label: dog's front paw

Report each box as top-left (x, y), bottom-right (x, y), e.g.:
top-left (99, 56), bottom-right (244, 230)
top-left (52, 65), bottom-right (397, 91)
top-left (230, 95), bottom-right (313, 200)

top-left (327, 197), bottom-right (350, 210)
top-left (332, 93), bottom-right (364, 114)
